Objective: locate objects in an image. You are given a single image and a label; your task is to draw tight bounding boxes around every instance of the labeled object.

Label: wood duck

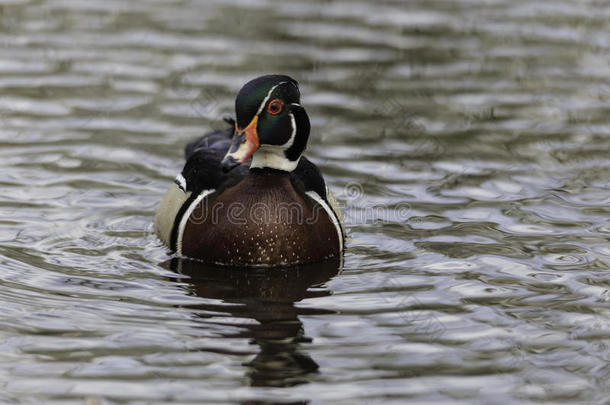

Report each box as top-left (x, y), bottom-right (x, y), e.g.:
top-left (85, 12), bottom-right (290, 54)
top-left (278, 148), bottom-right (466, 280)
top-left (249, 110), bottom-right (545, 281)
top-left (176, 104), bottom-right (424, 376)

top-left (155, 75), bottom-right (344, 266)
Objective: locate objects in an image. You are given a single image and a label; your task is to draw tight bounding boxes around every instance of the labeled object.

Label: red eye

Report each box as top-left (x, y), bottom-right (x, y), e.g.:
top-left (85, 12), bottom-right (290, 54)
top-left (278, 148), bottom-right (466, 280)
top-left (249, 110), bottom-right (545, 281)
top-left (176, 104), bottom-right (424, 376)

top-left (267, 99), bottom-right (283, 115)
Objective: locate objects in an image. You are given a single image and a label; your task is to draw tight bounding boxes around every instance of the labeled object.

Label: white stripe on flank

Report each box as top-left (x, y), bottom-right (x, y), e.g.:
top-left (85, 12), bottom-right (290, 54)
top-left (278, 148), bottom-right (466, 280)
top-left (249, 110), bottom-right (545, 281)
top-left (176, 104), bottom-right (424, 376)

top-left (305, 191), bottom-right (344, 252)
top-left (255, 81), bottom-right (288, 116)
top-left (176, 189), bottom-right (214, 256)
top-left (174, 174), bottom-right (187, 192)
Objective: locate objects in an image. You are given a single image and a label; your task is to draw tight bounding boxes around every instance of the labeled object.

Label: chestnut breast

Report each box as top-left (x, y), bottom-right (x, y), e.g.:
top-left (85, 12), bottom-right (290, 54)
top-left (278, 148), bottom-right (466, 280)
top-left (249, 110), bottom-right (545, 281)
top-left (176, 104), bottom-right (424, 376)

top-left (181, 171), bottom-right (340, 266)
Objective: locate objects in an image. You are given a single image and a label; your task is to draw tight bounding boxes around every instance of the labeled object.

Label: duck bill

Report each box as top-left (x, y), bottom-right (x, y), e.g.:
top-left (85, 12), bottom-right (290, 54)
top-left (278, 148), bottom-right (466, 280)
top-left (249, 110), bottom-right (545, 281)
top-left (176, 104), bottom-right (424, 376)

top-left (221, 116), bottom-right (259, 172)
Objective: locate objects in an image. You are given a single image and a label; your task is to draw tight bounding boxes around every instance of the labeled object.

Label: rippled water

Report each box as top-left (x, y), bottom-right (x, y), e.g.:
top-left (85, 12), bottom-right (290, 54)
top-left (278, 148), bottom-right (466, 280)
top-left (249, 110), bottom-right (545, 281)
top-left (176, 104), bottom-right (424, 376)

top-left (1, 0), bottom-right (609, 403)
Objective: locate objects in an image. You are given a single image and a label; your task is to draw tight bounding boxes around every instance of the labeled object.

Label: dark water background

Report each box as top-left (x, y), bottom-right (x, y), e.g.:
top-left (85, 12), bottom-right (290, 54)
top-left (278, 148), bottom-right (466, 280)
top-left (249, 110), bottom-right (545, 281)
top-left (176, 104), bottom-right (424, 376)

top-left (1, 0), bottom-right (609, 403)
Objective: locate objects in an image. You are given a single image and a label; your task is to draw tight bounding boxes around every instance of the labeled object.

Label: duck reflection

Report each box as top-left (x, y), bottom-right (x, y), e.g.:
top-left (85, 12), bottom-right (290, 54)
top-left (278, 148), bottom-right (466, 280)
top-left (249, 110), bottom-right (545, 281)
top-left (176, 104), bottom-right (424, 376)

top-left (165, 257), bottom-right (341, 388)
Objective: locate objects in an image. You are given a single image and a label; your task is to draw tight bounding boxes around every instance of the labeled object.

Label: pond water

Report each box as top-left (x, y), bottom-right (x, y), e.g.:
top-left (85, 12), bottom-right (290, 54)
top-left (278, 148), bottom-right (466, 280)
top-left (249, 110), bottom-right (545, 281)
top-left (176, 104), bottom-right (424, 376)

top-left (1, 0), bottom-right (609, 403)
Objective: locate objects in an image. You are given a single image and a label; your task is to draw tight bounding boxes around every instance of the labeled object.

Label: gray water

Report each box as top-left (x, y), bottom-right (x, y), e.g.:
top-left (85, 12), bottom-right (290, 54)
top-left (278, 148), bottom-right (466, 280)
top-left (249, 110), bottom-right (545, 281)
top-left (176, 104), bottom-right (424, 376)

top-left (1, 0), bottom-right (609, 403)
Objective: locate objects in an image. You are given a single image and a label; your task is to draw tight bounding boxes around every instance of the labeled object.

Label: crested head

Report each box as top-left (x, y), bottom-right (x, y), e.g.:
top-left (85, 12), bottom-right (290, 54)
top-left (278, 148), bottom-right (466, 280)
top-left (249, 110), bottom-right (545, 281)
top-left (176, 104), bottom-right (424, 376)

top-left (221, 75), bottom-right (310, 173)
top-left (234, 75), bottom-right (299, 128)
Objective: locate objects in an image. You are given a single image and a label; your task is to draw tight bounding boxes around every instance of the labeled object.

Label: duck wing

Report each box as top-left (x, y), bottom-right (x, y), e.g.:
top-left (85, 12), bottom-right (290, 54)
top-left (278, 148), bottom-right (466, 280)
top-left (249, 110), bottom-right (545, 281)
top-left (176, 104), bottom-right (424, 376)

top-left (184, 118), bottom-right (235, 160)
top-left (180, 119), bottom-right (248, 195)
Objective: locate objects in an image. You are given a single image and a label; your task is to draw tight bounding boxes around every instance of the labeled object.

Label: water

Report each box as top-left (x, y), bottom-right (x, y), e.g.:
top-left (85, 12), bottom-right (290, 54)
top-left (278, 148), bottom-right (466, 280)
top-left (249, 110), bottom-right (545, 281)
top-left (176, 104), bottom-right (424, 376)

top-left (1, 0), bottom-right (609, 403)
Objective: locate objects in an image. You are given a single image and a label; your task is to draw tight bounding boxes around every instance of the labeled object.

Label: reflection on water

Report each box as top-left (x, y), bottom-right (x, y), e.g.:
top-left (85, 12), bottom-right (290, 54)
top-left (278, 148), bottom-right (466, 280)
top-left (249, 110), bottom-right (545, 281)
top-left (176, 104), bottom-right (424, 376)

top-left (0, 0), bottom-right (609, 403)
top-left (167, 258), bottom-right (340, 389)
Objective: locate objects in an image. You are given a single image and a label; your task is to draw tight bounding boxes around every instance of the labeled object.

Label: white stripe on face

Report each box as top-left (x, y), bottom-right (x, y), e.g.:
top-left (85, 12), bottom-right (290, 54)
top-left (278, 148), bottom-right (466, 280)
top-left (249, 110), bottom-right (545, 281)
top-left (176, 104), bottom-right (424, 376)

top-left (255, 81), bottom-right (289, 116)
top-left (287, 111), bottom-right (297, 148)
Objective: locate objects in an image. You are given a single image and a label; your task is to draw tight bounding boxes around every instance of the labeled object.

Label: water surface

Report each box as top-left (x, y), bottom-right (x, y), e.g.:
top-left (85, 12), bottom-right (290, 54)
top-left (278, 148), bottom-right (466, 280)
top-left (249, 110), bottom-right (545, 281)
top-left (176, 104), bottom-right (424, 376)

top-left (0, 0), bottom-right (609, 403)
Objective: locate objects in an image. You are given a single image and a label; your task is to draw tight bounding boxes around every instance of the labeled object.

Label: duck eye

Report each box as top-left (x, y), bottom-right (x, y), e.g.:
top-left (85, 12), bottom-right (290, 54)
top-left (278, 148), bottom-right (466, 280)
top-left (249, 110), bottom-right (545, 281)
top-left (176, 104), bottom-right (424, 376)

top-left (267, 99), bottom-right (283, 115)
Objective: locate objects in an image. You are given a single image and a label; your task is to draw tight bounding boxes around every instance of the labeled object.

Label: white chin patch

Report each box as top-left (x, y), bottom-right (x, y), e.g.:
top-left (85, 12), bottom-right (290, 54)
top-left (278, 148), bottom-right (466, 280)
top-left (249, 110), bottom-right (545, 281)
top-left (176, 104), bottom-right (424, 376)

top-left (249, 111), bottom-right (299, 172)
top-left (250, 147), bottom-right (299, 171)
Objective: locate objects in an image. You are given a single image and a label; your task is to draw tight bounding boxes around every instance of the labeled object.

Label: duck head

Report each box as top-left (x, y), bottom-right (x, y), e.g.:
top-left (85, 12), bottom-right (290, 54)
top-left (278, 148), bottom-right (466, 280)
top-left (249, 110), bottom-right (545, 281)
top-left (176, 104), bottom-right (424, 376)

top-left (221, 75), bottom-right (310, 173)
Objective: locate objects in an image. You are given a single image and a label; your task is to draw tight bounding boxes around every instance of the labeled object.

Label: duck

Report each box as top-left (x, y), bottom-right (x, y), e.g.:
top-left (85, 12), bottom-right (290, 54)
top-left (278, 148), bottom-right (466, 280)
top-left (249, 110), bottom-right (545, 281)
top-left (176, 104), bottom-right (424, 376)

top-left (154, 74), bottom-right (344, 267)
